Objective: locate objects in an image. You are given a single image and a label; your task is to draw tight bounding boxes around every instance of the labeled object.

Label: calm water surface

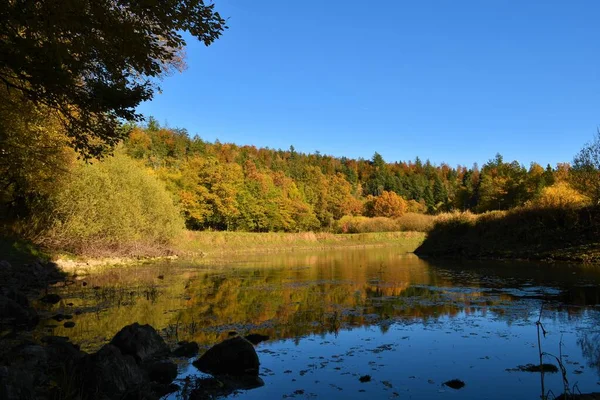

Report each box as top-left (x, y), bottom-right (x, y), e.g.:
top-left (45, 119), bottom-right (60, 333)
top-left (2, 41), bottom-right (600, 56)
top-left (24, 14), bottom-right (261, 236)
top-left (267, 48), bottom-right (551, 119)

top-left (36, 247), bottom-right (600, 399)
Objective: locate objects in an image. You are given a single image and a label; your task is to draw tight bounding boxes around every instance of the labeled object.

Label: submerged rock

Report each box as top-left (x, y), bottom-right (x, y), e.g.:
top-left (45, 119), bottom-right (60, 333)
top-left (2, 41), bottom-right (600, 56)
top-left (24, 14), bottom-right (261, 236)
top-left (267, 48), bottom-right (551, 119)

top-left (110, 323), bottom-right (169, 363)
top-left (39, 293), bottom-right (61, 304)
top-left (172, 341), bottom-right (199, 358)
top-left (443, 379), bottom-right (466, 389)
top-left (193, 336), bottom-right (260, 376)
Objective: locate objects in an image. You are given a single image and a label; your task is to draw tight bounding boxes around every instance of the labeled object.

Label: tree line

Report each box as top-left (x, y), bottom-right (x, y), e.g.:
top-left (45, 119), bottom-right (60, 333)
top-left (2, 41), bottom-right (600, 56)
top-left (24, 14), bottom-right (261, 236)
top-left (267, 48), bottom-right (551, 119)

top-left (118, 118), bottom-right (594, 233)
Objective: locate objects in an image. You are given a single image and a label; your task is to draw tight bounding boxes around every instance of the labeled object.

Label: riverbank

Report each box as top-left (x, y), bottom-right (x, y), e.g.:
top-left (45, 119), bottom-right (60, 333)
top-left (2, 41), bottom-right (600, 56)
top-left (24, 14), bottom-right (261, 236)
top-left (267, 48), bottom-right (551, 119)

top-left (179, 230), bottom-right (425, 256)
top-left (415, 205), bottom-right (600, 263)
top-left (3, 231), bottom-right (425, 275)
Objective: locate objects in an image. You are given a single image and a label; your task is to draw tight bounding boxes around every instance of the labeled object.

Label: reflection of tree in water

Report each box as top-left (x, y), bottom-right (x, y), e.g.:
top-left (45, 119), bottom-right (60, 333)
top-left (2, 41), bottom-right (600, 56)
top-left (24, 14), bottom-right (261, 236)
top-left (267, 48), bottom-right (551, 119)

top-left (43, 248), bottom-right (600, 352)
top-left (578, 329), bottom-right (600, 376)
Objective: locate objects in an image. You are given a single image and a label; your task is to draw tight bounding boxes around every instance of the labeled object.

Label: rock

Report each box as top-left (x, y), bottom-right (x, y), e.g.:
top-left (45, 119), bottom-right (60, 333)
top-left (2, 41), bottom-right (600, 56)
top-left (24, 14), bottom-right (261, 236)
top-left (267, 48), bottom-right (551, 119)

top-left (152, 382), bottom-right (180, 397)
top-left (0, 345), bottom-right (49, 400)
top-left (63, 321), bottom-right (76, 328)
top-left (43, 337), bottom-right (85, 371)
top-left (0, 365), bottom-right (35, 400)
top-left (1, 288), bottom-right (28, 307)
top-left (244, 333), bottom-right (269, 345)
top-left (172, 341), bottom-right (199, 357)
top-left (39, 293), bottom-right (61, 304)
top-left (110, 323), bottom-right (169, 363)
top-left (16, 345), bottom-right (48, 369)
top-left (0, 294), bottom-right (39, 328)
top-left (144, 360), bottom-right (177, 384)
top-left (193, 336), bottom-right (260, 376)
top-left (52, 313), bottom-right (65, 322)
top-left (29, 261), bottom-right (48, 280)
top-left (443, 379), bottom-right (466, 389)
top-left (41, 335), bottom-right (70, 344)
top-left (80, 344), bottom-right (148, 399)
top-left (0, 260), bottom-right (13, 273)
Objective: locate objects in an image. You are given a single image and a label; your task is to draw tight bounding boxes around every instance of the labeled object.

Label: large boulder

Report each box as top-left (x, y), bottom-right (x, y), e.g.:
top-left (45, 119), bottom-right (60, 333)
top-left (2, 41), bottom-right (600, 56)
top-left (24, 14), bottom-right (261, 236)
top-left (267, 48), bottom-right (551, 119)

top-left (0, 345), bottom-right (49, 400)
top-left (79, 344), bottom-right (149, 399)
top-left (193, 336), bottom-right (260, 376)
top-left (109, 323), bottom-right (169, 363)
top-left (42, 336), bottom-right (85, 371)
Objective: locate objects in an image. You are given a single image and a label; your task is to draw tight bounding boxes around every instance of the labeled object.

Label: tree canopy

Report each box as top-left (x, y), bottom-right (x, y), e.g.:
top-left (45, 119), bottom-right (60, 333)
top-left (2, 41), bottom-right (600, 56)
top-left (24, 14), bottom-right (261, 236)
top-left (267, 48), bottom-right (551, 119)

top-left (0, 0), bottom-right (227, 158)
top-left (572, 130), bottom-right (600, 204)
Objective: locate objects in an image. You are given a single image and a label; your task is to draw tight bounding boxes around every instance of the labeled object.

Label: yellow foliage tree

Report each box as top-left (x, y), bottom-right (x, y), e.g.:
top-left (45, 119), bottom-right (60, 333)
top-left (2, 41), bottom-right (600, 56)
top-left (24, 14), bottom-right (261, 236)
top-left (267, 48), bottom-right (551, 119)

top-left (529, 182), bottom-right (590, 208)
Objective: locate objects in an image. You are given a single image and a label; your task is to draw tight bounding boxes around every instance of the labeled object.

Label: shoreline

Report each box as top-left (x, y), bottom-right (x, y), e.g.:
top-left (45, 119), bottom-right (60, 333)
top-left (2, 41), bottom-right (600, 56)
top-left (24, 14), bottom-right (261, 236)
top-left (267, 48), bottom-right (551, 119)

top-left (415, 206), bottom-right (600, 264)
top-left (51, 231), bottom-right (426, 274)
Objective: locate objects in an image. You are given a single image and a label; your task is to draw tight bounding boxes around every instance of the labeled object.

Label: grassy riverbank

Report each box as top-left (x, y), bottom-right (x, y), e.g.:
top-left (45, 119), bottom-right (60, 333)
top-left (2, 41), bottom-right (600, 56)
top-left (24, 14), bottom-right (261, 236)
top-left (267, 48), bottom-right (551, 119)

top-left (415, 205), bottom-right (600, 263)
top-left (5, 231), bottom-right (426, 273)
top-left (180, 230), bottom-right (425, 255)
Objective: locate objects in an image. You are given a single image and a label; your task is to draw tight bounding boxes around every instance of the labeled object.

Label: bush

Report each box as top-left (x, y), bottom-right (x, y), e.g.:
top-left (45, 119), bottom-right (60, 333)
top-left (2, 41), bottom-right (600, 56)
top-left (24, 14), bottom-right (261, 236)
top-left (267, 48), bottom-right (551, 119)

top-left (43, 151), bottom-right (184, 254)
top-left (334, 213), bottom-right (434, 234)
top-left (396, 213), bottom-right (436, 232)
top-left (335, 216), bottom-right (401, 233)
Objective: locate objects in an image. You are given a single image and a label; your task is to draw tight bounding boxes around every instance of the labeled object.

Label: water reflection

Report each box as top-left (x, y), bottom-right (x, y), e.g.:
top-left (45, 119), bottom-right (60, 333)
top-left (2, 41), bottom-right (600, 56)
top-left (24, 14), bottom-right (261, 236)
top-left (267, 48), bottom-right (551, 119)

top-left (32, 247), bottom-right (600, 398)
top-left (37, 249), bottom-right (600, 352)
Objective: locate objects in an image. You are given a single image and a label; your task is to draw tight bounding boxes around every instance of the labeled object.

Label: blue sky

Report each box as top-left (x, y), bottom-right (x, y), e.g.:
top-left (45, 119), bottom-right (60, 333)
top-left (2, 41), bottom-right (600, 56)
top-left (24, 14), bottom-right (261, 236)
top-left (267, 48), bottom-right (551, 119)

top-left (137, 0), bottom-right (600, 168)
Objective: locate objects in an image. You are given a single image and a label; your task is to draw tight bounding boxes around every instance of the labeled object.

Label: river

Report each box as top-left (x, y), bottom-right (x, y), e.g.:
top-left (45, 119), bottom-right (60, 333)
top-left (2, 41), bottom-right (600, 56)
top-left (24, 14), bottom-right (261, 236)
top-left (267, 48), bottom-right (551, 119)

top-left (34, 247), bottom-right (600, 399)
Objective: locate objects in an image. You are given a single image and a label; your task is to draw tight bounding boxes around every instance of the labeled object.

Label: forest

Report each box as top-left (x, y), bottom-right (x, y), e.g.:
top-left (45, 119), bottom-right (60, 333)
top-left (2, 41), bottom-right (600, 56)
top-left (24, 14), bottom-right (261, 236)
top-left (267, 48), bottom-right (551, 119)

top-left (1, 0), bottom-right (599, 257)
top-left (2, 109), bottom-right (598, 255)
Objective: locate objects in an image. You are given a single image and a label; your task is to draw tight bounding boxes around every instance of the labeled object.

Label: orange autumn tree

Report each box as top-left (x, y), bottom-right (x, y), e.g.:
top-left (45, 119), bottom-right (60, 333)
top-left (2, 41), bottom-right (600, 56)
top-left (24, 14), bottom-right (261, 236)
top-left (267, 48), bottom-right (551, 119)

top-left (364, 191), bottom-right (407, 218)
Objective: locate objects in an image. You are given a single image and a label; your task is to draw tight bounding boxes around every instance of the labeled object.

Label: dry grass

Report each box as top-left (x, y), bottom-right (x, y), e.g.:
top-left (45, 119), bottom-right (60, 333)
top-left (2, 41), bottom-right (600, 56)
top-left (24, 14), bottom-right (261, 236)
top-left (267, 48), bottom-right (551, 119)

top-left (397, 213), bottom-right (436, 232)
top-left (334, 213), bottom-right (435, 234)
top-left (179, 230), bottom-right (426, 256)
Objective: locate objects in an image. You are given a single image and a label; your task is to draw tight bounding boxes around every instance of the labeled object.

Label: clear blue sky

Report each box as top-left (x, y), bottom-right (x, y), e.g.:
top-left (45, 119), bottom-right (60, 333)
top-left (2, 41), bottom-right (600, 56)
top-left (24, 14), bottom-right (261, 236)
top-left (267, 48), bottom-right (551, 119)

top-left (137, 0), bottom-right (600, 168)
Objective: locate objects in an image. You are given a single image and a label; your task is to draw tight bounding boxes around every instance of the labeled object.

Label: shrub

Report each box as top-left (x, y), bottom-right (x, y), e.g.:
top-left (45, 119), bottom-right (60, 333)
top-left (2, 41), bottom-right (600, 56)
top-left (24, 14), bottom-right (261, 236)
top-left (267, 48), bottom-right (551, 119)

top-left (335, 216), bottom-right (401, 233)
top-left (396, 213), bottom-right (436, 232)
top-left (43, 151), bottom-right (184, 253)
